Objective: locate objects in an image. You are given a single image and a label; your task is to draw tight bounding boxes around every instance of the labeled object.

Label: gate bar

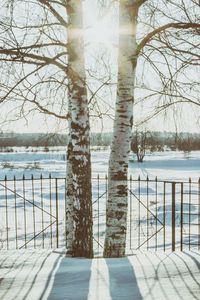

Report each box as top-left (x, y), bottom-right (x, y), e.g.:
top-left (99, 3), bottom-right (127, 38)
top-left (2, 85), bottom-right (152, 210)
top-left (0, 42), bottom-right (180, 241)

top-left (180, 183), bottom-right (183, 251)
top-left (172, 182), bottom-right (176, 252)
top-left (198, 178), bottom-right (200, 251)
top-left (56, 178), bottom-right (59, 248)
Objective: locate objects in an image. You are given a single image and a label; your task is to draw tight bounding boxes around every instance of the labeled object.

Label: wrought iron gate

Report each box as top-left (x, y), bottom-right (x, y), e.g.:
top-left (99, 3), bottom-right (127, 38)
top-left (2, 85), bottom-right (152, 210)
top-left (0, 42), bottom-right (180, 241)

top-left (0, 174), bottom-right (199, 254)
top-left (92, 176), bottom-right (200, 255)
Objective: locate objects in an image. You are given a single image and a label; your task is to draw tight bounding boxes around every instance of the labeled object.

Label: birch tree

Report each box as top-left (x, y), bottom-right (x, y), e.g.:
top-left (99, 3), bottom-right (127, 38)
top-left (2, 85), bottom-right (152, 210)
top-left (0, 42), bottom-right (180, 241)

top-left (104, 0), bottom-right (139, 258)
top-left (104, 0), bottom-right (200, 258)
top-left (65, 0), bottom-right (93, 257)
top-left (0, 0), bottom-right (93, 257)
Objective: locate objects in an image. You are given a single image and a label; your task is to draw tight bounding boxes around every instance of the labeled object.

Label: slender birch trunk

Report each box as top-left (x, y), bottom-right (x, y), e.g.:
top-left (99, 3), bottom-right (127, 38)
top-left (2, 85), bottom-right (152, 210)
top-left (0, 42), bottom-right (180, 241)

top-left (104, 0), bottom-right (139, 258)
top-left (65, 100), bottom-right (74, 254)
top-left (65, 0), bottom-right (93, 258)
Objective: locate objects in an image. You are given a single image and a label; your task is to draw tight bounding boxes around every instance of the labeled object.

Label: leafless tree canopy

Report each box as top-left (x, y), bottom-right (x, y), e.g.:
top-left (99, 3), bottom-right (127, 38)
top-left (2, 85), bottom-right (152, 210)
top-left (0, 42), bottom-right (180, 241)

top-left (0, 0), bottom-right (199, 130)
top-left (0, 0), bottom-right (71, 125)
top-left (134, 0), bottom-right (200, 127)
top-left (0, 0), bottom-right (111, 130)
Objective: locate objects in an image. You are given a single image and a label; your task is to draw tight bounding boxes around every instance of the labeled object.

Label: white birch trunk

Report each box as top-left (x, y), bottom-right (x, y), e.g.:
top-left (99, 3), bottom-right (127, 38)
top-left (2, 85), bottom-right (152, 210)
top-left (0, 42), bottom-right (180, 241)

top-left (104, 0), bottom-right (139, 258)
top-left (65, 100), bottom-right (74, 254)
top-left (65, 0), bottom-right (93, 258)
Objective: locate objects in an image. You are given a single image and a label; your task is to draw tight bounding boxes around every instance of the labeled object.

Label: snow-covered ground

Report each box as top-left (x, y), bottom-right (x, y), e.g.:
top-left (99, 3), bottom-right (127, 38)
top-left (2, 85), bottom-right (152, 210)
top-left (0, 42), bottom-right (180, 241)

top-left (0, 149), bottom-right (199, 254)
top-left (0, 249), bottom-right (199, 300)
top-left (0, 148), bottom-right (199, 181)
top-left (0, 149), bottom-right (199, 299)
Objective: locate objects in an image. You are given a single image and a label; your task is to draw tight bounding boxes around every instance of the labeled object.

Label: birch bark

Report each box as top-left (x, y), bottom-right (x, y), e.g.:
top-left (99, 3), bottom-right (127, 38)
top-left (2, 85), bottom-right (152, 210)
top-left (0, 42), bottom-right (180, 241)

top-left (65, 0), bottom-right (93, 258)
top-left (104, 0), bottom-right (139, 258)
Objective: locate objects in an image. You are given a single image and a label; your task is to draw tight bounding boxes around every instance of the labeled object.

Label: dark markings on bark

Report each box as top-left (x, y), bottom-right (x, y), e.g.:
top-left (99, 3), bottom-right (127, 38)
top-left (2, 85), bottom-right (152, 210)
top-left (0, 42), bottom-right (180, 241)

top-left (71, 121), bottom-right (89, 132)
top-left (117, 202), bottom-right (127, 208)
top-left (118, 115), bottom-right (128, 119)
top-left (116, 211), bottom-right (124, 220)
top-left (130, 116), bottom-right (133, 127)
top-left (110, 171), bottom-right (126, 181)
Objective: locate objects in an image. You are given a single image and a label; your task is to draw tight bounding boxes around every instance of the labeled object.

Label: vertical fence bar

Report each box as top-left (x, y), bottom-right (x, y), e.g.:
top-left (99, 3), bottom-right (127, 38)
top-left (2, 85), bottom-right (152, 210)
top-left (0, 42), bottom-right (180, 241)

top-left (147, 176), bottom-right (149, 250)
top-left (31, 174), bottom-right (36, 248)
top-left (49, 174), bottom-right (52, 248)
top-left (198, 178), bottom-right (200, 251)
top-left (163, 182), bottom-right (166, 251)
top-left (105, 174), bottom-right (108, 250)
top-left (64, 177), bottom-right (67, 249)
top-left (105, 174), bottom-right (108, 201)
top-left (155, 176), bottom-right (158, 251)
top-left (172, 182), bottom-right (176, 252)
top-left (189, 178), bottom-right (191, 250)
top-left (138, 175), bottom-right (141, 249)
top-left (23, 175), bottom-right (27, 249)
top-left (40, 174), bottom-right (44, 248)
top-left (97, 174), bottom-right (100, 249)
top-left (129, 175), bottom-right (132, 249)
top-left (5, 176), bottom-right (9, 250)
top-left (55, 178), bottom-right (59, 248)
top-left (14, 176), bottom-right (18, 249)
top-left (180, 183), bottom-right (183, 251)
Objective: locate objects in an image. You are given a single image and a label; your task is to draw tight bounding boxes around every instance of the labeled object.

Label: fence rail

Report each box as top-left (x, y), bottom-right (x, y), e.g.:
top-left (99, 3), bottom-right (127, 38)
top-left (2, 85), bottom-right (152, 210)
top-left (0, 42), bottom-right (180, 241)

top-left (0, 174), bottom-right (199, 255)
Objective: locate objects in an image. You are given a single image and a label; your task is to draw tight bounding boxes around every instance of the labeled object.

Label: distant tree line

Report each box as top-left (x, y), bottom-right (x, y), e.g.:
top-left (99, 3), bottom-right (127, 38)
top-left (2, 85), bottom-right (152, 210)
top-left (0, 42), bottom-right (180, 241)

top-left (131, 131), bottom-right (200, 162)
top-left (0, 132), bottom-right (68, 147)
top-left (0, 132), bottom-right (112, 148)
top-left (0, 132), bottom-right (199, 151)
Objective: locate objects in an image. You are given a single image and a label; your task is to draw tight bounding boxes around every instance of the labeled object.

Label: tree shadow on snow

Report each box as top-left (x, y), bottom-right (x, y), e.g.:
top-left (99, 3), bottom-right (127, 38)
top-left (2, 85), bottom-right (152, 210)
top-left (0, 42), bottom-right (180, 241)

top-left (106, 256), bottom-right (142, 300)
top-left (46, 257), bottom-right (92, 300)
top-left (45, 255), bottom-right (142, 300)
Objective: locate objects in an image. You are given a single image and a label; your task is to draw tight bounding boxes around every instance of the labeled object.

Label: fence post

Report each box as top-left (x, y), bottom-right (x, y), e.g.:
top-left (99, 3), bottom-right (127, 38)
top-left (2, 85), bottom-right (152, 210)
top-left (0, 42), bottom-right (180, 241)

top-left (56, 178), bottom-right (59, 248)
top-left (198, 178), bottom-right (200, 251)
top-left (138, 175), bottom-right (141, 249)
top-left (23, 174), bottom-right (27, 249)
top-left (163, 182), bottom-right (166, 251)
top-left (129, 174), bottom-right (132, 250)
top-left (146, 176), bottom-right (149, 250)
top-left (5, 175), bottom-right (9, 250)
top-left (172, 182), bottom-right (176, 252)
top-left (97, 174), bottom-right (100, 249)
top-left (180, 183), bottom-right (183, 251)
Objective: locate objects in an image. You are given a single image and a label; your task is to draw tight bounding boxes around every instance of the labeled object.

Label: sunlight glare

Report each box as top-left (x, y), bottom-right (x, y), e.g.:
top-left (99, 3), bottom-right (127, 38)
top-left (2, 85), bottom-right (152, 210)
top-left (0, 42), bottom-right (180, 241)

top-left (85, 17), bottom-right (117, 48)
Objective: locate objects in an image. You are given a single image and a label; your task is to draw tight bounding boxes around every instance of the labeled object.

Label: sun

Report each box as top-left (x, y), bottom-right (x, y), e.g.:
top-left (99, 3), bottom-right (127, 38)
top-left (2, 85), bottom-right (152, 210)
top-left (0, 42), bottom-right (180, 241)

top-left (85, 17), bottom-right (117, 48)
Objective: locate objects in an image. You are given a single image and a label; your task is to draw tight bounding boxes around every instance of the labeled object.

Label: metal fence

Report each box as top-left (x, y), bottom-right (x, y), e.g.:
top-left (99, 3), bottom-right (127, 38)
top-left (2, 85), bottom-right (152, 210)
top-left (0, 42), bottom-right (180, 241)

top-left (0, 175), bottom-right (199, 254)
top-left (93, 176), bottom-right (200, 255)
top-left (0, 175), bottom-right (66, 250)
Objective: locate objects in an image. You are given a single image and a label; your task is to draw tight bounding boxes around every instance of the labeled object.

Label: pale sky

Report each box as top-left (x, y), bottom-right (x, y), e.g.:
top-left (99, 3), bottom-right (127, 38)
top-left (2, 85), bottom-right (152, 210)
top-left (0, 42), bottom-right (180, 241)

top-left (1, 0), bottom-right (199, 134)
